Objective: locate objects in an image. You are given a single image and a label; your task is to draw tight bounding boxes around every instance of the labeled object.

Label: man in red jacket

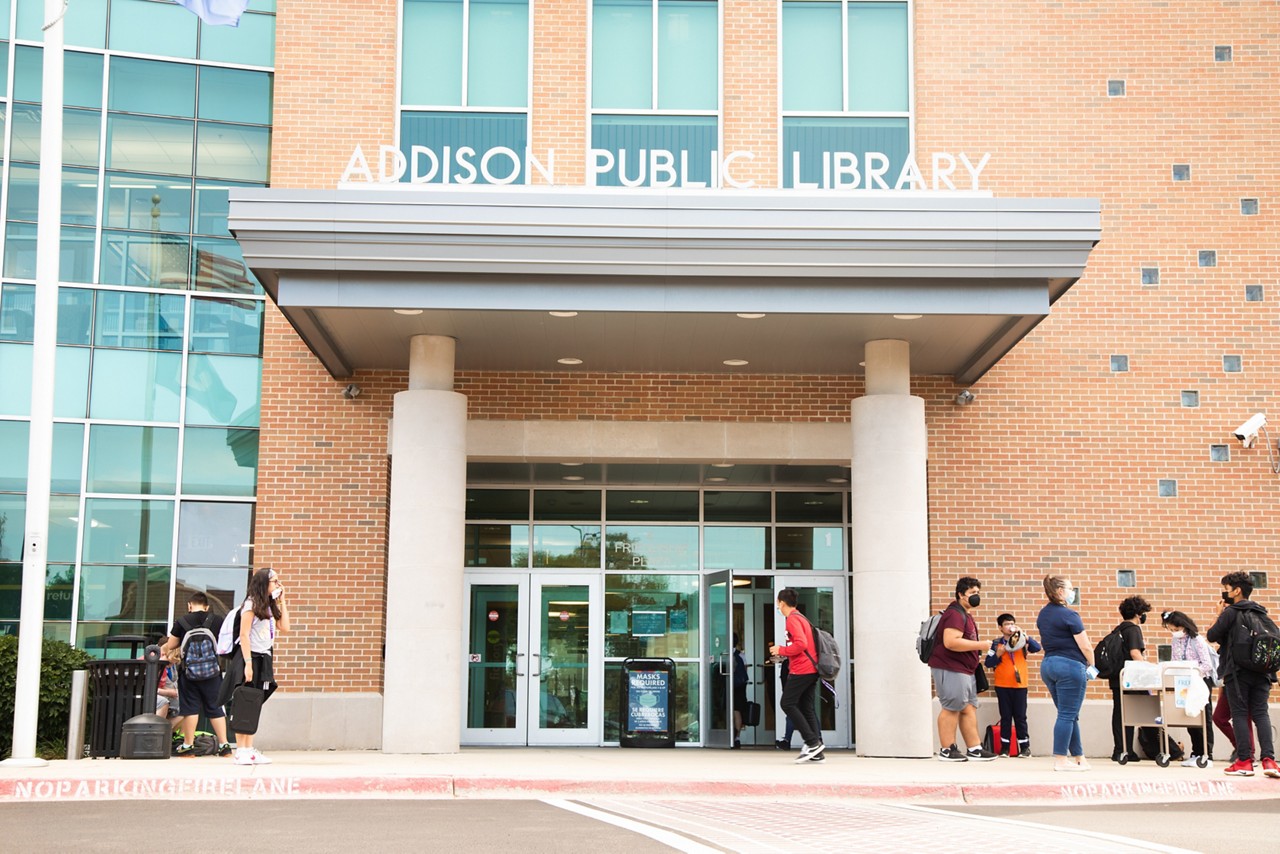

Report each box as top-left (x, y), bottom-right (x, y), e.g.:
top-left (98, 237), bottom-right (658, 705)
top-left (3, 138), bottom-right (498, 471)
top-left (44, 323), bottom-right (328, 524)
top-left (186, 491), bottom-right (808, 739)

top-left (769, 588), bottom-right (825, 763)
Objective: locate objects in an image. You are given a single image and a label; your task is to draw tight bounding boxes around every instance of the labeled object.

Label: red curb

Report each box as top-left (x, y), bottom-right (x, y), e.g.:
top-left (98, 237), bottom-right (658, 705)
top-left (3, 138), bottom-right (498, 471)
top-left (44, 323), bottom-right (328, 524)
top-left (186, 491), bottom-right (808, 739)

top-left (451, 777), bottom-right (964, 802)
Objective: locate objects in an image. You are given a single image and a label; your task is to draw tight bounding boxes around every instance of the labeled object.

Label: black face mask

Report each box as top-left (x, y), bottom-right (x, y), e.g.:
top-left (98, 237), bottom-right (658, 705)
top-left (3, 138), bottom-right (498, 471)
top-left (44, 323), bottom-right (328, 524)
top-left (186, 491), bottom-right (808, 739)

top-left (967, 594), bottom-right (981, 608)
top-left (1222, 592), bottom-right (1234, 604)
top-left (1139, 613), bottom-right (1147, 625)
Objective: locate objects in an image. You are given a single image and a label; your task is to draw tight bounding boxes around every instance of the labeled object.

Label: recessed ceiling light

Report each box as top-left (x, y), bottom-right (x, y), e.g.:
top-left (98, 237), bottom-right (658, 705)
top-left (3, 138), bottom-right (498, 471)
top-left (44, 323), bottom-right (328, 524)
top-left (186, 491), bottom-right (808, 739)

top-left (826, 477), bottom-right (849, 484)
top-left (394, 309), bottom-right (423, 316)
top-left (706, 476), bottom-right (728, 483)
top-left (711, 463), bottom-right (735, 468)
top-left (549, 311), bottom-right (578, 318)
top-left (723, 359), bottom-right (749, 366)
top-left (560, 462), bottom-right (583, 467)
top-left (858, 361), bottom-right (866, 367)
top-left (736, 313), bottom-right (766, 319)
top-left (557, 357), bottom-right (583, 365)
top-left (893, 314), bottom-right (922, 320)
top-left (803, 500), bottom-right (823, 506)
top-left (562, 475), bottom-right (585, 481)
top-left (630, 499), bottom-right (650, 505)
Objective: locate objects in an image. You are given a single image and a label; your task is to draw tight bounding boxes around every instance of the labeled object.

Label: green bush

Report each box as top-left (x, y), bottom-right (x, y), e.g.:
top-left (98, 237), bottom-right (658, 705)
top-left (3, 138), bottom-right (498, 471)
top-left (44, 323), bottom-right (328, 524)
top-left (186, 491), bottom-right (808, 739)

top-left (0, 635), bottom-right (93, 760)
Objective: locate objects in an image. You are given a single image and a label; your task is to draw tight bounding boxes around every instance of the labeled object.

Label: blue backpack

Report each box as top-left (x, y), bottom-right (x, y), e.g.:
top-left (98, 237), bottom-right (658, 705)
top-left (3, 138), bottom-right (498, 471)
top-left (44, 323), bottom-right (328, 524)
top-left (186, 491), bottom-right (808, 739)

top-left (180, 612), bottom-right (222, 681)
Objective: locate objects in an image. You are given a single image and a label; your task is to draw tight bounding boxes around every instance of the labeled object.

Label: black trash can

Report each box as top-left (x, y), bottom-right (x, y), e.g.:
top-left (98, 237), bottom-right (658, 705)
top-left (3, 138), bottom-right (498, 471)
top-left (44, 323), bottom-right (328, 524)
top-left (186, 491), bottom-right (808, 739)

top-left (619, 657), bottom-right (676, 748)
top-left (86, 644), bottom-right (167, 759)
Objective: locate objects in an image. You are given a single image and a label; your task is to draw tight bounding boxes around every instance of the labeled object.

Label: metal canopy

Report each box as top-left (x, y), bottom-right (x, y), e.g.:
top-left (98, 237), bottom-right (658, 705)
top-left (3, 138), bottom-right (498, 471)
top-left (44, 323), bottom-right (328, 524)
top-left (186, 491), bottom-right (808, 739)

top-left (230, 186), bottom-right (1100, 383)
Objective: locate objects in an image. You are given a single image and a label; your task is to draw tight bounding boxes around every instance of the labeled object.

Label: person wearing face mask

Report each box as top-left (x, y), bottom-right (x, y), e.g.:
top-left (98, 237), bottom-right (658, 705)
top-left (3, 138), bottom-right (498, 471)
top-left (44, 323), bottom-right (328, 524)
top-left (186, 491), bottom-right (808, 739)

top-left (1037, 575), bottom-right (1096, 772)
top-left (1161, 610), bottom-right (1216, 767)
top-left (1108, 595), bottom-right (1152, 762)
top-left (216, 567), bottom-right (290, 766)
top-left (928, 577), bottom-right (997, 761)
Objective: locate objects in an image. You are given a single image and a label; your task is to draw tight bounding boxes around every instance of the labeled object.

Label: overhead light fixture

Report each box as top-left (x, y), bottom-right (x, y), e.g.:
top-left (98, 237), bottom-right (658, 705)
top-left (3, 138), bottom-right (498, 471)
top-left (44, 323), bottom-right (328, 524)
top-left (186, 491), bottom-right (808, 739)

top-left (562, 475), bottom-right (585, 482)
top-left (803, 500), bottom-right (824, 506)
top-left (706, 476), bottom-right (728, 483)
top-left (736, 313), bottom-right (766, 319)
top-left (342, 383), bottom-right (362, 399)
top-left (732, 578), bottom-right (752, 587)
top-left (954, 389), bottom-right (975, 406)
top-left (711, 463), bottom-right (734, 468)
top-left (826, 477), bottom-right (849, 484)
top-left (558, 357), bottom-right (583, 365)
top-left (549, 311), bottom-right (578, 318)
top-left (393, 309), bottom-right (423, 316)
top-left (629, 499), bottom-right (650, 505)
top-left (858, 361), bottom-right (866, 367)
top-left (893, 314), bottom-right (922, 320)
top-left (723, 359), bottom-right (749, 367)
top-left (560, 462), bottom-right (583, 467)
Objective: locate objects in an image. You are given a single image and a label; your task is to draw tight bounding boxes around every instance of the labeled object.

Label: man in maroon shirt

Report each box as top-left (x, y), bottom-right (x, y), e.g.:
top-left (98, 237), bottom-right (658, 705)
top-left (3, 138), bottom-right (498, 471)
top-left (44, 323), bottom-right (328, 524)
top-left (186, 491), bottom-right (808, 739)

top-left (929, 577), bottom-right (998, 761)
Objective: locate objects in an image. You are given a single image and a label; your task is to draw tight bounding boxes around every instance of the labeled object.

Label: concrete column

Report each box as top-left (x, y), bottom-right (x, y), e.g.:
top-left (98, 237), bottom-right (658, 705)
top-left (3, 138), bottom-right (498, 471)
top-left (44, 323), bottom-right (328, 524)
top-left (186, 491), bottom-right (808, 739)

top-left (384, 335), bottom-right (466, 753)
top-left (851, 339), bottom-right (933, 758)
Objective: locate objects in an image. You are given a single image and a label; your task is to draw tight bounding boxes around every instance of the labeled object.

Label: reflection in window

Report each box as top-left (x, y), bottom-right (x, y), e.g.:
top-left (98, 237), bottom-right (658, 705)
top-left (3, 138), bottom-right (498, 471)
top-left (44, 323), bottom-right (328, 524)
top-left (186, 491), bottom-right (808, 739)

top-left (181, 427), bottom-right (259, 496)
top-left (88, 349), bottom-right (183, 422)
top-left (465, 524), bottom-right (530, 567)
top-left (174, 567), bottom-right (249, 615)
top-left (79, 564), bottom-right (172, 624)
top-left (192, 239), bottom-right (261, 293)
top-left (466, 488), bottom-right (530, 520)
top-left (177, 501), bottom-right (254, 567)
top-left (0, 420), bottom-right (29, 491)
top-left (0, 496), bottom-right (25, 562)
top-left (81, 498), bottom-right (175, 565)
top-left (54, 346), bottom-right (90, 418)
top-left (533, 489), bottom-right (601, 521)
top-left (190, 298), bottom-right (263, 356)
top-left (87, 425), bottom-right (179, 495)
top-left (100, 230), bottom-right (192, 288)
top-left (775, 526), bottom-right (844, 570)
top-left (51, 423), bottom-right (86, 493)
top-left (704, 527), bottom-right (770, 570)
top-left (44, 564), bottom-right (76, 620)
top-left (75, 620), bottom-right (173, 660)
top-left (46, 498), bottom-right (81, 564)
top-left (103, 173), bottom-right (194, 232)
top-left (185, 354), bottom-right (262, 427)
top-left (604, 573), bottom-right (699, 659)
top-left (0, 343), bottom-right (34, 417)
top-left (532, 525), bottom-right (601, 568)
top-left (107, 114), bottom-right (195, 174)
top-left (604, 525), bottom-right (698, 570)
top-left (0, 284), bottom-right (35, 341)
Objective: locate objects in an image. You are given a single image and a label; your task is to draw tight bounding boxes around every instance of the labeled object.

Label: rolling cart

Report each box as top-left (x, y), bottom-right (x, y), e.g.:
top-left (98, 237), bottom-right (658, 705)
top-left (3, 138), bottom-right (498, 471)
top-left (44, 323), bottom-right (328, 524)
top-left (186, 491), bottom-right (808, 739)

top-left (1117, 661), bottom-right (1210, 767)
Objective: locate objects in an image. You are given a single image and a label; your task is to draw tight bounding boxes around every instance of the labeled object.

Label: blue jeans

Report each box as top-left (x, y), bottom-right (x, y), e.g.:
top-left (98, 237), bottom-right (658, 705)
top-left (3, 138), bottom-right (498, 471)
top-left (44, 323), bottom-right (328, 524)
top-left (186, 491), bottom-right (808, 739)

top-left (1041, 655), bottom-right (1087, 757)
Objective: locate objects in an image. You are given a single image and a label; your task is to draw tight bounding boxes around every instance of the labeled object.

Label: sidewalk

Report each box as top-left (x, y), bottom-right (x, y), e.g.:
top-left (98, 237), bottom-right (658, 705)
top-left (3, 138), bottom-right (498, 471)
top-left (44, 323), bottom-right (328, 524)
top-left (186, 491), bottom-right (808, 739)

top-left (4, 748), bottom-right (1279, 805)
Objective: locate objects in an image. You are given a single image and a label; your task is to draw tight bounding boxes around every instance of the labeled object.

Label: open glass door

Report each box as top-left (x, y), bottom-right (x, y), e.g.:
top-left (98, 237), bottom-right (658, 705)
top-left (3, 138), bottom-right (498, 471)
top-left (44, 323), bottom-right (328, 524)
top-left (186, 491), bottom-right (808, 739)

top-left (701, 569), bottom-right (734, 748)
top-left (774, 577), bottom-right (851, 749)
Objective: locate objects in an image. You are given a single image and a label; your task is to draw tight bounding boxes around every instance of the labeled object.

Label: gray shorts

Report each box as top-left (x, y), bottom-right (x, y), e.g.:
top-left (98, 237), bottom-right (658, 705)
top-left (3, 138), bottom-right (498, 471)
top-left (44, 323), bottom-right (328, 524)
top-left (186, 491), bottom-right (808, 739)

top-left (932, 667), bottom-right (978, 711)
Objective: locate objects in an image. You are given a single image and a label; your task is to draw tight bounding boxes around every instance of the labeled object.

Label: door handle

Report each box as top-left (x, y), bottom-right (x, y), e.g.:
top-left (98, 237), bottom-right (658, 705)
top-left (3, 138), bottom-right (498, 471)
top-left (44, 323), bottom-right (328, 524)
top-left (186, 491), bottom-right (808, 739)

top-left (514, 652), bottom-right (525, 676)
top-left (718, 654), bottom-right (728, 676)
top-left (531, 653), bottom-right (541, 677)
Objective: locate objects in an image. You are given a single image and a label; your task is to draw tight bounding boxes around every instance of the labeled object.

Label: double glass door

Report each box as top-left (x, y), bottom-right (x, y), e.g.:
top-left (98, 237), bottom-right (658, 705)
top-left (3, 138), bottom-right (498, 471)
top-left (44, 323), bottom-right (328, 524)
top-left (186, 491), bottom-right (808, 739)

top-left (462, 573), bottom-right (602, 745)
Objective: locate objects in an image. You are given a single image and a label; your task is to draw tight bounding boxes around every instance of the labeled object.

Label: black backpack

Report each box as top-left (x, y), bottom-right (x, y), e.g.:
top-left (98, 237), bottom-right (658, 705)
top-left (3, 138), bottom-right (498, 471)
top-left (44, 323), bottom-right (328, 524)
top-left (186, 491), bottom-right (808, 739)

top-left (1093, 626), bottom-right (1127, 678)
top-left (1231, 609), bottom-right (1280, 675)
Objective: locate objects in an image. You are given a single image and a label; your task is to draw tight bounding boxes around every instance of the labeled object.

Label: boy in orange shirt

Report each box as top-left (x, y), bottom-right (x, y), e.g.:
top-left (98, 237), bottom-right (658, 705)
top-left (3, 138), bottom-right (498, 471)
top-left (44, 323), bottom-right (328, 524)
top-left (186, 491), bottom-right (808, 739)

top-left (984, 613), bottom-right (1042, 756)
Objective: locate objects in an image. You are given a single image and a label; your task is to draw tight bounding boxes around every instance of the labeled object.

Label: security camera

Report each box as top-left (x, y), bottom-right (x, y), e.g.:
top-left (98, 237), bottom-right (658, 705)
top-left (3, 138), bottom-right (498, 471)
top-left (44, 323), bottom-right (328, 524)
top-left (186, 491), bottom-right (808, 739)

top-left (1232, 413), bottom-right (1267, 447)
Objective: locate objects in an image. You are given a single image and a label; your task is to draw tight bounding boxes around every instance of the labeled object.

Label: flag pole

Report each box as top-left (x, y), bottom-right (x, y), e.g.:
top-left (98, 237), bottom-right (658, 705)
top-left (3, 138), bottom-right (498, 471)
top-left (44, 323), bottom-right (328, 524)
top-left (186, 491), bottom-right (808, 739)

top-left (4, 0), bottom-right (65, 767)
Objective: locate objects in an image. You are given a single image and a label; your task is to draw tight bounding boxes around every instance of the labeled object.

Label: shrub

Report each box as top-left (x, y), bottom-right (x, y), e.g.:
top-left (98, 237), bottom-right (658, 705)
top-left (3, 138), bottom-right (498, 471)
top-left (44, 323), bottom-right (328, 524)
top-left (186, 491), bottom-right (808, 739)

top-left (0, 635), bottom-right (94, 759)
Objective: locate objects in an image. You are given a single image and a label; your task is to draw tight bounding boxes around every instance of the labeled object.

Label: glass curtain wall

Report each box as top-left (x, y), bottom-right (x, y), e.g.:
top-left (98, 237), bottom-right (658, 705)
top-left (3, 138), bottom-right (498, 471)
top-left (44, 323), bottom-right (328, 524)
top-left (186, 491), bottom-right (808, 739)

top-left (781, 0), bottom-right (910, 188)
top-left (590, 0), bottom-right (719, 187)
top-left (0, 0), bottom-right (274, 655)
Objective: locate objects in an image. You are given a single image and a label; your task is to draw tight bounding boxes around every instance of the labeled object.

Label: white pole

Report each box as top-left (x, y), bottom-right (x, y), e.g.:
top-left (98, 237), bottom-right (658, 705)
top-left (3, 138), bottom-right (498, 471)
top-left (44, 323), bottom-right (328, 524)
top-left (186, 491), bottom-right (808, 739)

top-left (4, 0), bottom-right (65, 768)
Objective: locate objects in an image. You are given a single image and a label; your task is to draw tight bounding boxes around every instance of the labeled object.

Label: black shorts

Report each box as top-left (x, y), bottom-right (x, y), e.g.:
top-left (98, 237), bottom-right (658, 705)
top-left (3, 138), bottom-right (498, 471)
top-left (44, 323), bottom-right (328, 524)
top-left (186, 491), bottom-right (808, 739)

top-left (178, 671), bottom-right (226, 719)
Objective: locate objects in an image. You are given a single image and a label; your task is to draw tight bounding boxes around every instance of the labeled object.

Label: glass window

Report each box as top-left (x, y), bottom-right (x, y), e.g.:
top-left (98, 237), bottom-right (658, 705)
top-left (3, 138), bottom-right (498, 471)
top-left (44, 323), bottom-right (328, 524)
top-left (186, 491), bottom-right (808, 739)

top-left (60, 225), bottom-right (97, 283)
top-left (54, 345), bottom-right (91, 418)
top-left (44, 564), bottom-right (76, 621)
top-left (108, 57), bottom-right (196, 117)
top-left (174, 567), bottom-right (249, 615)
top-left (775, 492), bottom-right (843, 523)
top-left (88, 349), bottom-right (182, 422)
top-left (181, 427), bottom-right (258, 496)
top-left (77, 565), bottom-right (172, 621)
top-left (62, 109), bottom-right (102, 168)
top-left (0, 343), bottom-right (33, 417)
top-left (466, 488), bottom-right (529, 520)
top-left (94, 291), bottom-right (186, 350)
top-left (467, 0), bottom-right (529, 108)
top-left (12, 44), bottom-right (41, 102)
top-left (533, 489), bottom-right (601, 521)
top-left (532, 525), bottom-right (601, 568)
top-left (109, 0), bottom-right (197, 59)
top-left (66, 50), bottom-right (106, 107)
top-left (606, 490), bottom-right (698, 521)
top-left (63, 166), bottom-right (101, 225)
top-left (5, 163), bottom-right (39, 221)
top-left (106, 115), bottom-right (195, 174)
top-left (58, 287), bottom-right (94, 345)
top-left (185, 354), bottom-right (262, 427)
top-left (190, 298), bottom-right (263, 356)
top-left (703, 491), bottom-right (769, 523)
top-left (198, 67), bottom-right (272, 124)
top-left (782, 1), bottom-right (842, 111)
top-left (775, 526), bottom-right (844, 570)
top-left (0, 42), bottom-right (7, 94)
top-left (47, 497), bottom-right (80, 563)
top-left (177, 501), bottom-right (253, 566)
top-left (0, 283), bottom-right (35, 340)
top-left (100, 230), bottom-right (192, 288)
top-left (656, 0), bottom-right (717, 110)
top-left (8, 104), bottom-right (41, 162)
top-left (17, 0), bottom-right (107, 49)
top-left (0, 420), bottom-right (29, 491)
top-left (604, 573), bottom-right (699, 658)
top-left (402, 0), bottom-right (463, 106)
top-left (75, 621), bottom-right (173, 659)
top-left (465, 524), bottom-right (530, 567)
top-left (195, 181), bottom-right (261, 236)
top-left (81, 497), bottom-right (175, 565)
top-left (782, 116), bottom-right (909, 188)
top-left (0, 563), bottom-right (18, 620)
top-left (398, 111), bottom-right (528, 184)
top-left (593, 0), bottom-right (653, 109)
top-left (195, 123), bottom-right (270, 182)
top-left (103, 173), bottom-right (194, 233)
top-left (51, 422), bottom-right (84, 494)
top-left (87, 425), bottom-right (179, 494)
top-left (604, 525), bottom-right (698, 570)
top-left (191, 238), bottom-right (260, 293)
top-left (199, 11), bottom-right (275, 66)
top-left (704, 527), bottom-right (771, 570)
top-left (0, 495), bottom-right (26, 561)
top-left (590, 114), bottom-right (717, 187)
top-left (848, 2), bottom-right (908, 111)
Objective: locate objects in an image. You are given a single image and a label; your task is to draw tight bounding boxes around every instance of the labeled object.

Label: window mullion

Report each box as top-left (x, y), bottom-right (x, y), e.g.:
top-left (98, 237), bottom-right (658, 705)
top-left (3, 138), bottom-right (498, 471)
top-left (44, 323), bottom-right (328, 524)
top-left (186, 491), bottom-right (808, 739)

top-left (841, 0), bottom-right (849, 113)
top-left (461, 0), bottom-right (471, 107)
top-left (651, 0), bottom-right (660, 111)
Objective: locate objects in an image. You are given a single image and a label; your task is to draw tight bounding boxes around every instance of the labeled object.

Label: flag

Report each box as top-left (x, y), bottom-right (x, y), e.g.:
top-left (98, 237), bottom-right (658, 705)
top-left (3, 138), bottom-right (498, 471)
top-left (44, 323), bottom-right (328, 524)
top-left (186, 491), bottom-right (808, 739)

top-left (176, 0), bottom-right (252, 27)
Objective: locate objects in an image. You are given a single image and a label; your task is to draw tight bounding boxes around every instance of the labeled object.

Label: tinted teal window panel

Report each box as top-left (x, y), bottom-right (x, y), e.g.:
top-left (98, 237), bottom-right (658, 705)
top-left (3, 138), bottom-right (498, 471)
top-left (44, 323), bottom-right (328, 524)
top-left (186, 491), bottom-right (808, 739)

top-left (87, 425), bottom-right (179, 495)
top-left (47, 499), bottom-right (80, 563)
top-left (13, 44), bottom-right (39, 101)
top-left (99, 230), bottom-right (192, 288)
top-left (0, 283), bottom-right (35, 341)
top-left (467, 0), bottom-right (529, 108)
top-left (9, 104), bottom-right (41, 161)
top-left (3, 222), bottom-right (37, 279)
top-left (198, 67), bottom-right (272, 124)
top-left (17, 0), bottom-right (106, 47)
top-left (0, 343), bottom-right (33, 416)
top-left (591, 115), bottom-right (717, 186)
top-left (0, 42), bottom-right (8, 93)
top-left (5, 163), bottom-right (39, 221)
top-left (81, 497), bottom-right (175, 564)
top-left (848, 2), bottom-right (908, 111)
top-left (58, 287), bottom-right (94, 345)
top-left (782, 1), bottom-right (841, 111)
top-left (192, 237), bottom-right (262, 294)
top-left (108, 57), bottom-right (196, 118)
top-left (248, 0), bottom-right (275, 10)
top-left (103, 172), bottom-right (193, 232)
top-left (54, 345), bottom-right (90, 418)
top-left (782, 116), bottom-right (908, 187)
top-left (0, 496), bottom-right (25, 561)
top-left (5, 105), bottom-right (102, 167)
top-left (181, 427), bottom-right (258, 496)
top-left (88, 349), bottom-right (182, 423)
top-left (106, 115), bottom-right (195, 174)
top-left (191, 298), bottom-right (263, 356)
top-left (199, 12), bottom-right (275, 66)
top-left (657, 0), bottom-right (717, 111)
top-left (399, 112), bottom-right (528, 184)
top-left (593, 0), bottom-right (652, 109)
top-left (195, 123), bottom-right (270, 182)
top-left (94, 291), bottom-right (186, 351)
top-left (195, 181), bottom-right (262, 236)
top-left (177, 501), bottom-right (253, 566)
top-left (0, 420), bottom-right (28, 491)
top-left (109, 0), bottom-right (197, 59)
top-left (61, 226), bottom-right (96, 282)
top-left (62, 166), bottom-right (100, 226)
top-left (11, 47), bottom-right (104, 106)
top-left (0, 0), bottom-right (9, 38)
top-left (51, 422), bottom-right (85, 494)
top-left (402, 0), bottom-right (463, 106)
top-left (185, 354), bottom-right (261, 427)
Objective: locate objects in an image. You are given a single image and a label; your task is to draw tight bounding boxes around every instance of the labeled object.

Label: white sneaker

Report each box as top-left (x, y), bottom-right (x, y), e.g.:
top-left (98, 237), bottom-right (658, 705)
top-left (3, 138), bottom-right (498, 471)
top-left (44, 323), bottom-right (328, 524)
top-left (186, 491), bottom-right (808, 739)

top-left (251, 750), bottom-right (272, 765)
top-left (1181, 755), bottom-right (1210, 768)
top-left (795, 743), bottom-right (820, 764)
top-left (233, 748), bottom-right (254, 766)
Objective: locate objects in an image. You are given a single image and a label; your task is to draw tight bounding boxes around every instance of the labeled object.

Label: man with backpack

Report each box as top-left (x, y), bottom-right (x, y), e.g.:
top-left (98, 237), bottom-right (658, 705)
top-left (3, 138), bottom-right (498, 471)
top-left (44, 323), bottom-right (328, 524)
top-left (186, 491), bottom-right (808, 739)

top-left (929, 577), bottom-right (997, 761)
top-left (160, 592), bottom-right (234, 758)
top-left (1206, 571), bottom-right (1279, 778)
top-left (768, 588), bottom-right (825, 764)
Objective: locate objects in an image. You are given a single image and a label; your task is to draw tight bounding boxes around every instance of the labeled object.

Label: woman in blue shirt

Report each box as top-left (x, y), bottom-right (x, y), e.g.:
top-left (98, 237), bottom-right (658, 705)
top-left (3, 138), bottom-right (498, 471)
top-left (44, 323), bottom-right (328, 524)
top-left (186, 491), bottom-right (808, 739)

top-left (1037, 575), bottom-right (1098, 771)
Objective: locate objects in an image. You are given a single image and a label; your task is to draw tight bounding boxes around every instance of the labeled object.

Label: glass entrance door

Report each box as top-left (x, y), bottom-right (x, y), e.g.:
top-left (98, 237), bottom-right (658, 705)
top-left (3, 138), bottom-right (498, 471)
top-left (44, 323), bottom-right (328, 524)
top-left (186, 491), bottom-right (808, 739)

top-left (701, 569), bottom-right (734, 748)
top-left (462, 573), bottom-right (601, 745)
top-left (773, 576), bottom-right (851, 748)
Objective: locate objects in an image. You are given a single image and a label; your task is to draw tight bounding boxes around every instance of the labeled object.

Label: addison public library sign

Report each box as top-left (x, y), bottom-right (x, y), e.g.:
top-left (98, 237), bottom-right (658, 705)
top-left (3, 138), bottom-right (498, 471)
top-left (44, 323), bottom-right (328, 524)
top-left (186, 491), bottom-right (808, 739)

top-left (341, 144), bottom-right (992, 191)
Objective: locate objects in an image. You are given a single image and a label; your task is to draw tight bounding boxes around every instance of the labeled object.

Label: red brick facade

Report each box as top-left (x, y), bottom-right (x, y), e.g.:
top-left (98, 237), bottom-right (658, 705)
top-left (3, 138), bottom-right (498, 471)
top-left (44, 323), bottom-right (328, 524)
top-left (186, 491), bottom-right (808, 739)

top-left (258, 1), bottom-right (1278, 695)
